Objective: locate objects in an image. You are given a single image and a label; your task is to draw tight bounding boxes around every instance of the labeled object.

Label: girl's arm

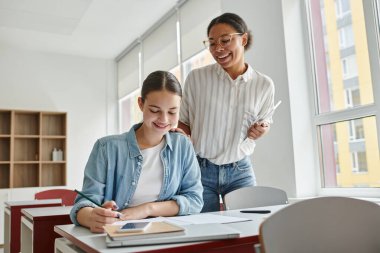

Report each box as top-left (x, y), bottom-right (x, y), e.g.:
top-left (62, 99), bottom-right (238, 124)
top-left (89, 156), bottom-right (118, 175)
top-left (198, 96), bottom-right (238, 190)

top-left (119, 200), bottom-right (180, 220)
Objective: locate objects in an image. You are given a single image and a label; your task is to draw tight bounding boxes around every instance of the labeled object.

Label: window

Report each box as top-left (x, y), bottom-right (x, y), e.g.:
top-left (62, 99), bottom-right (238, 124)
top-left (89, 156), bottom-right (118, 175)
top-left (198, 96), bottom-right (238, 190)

top-left (320, 118), bottom-right (376, 187)
top-left (344, 87), bottom-right (361, 108)
top-left (351, 151), bottom-right (368, 173)
top-left (308, 0), bottom-right (380, 190)
top-left (341, 55), bottom-right (358, 79)
top-left (348, 118), bottom-right (364, 141)
top-left (335, 0), bottom-right (351, 18)
top-left (338, 25), bottom-right (354, 49)
top-left (117, 1), bottom-right (221, 134)
top-left (182, 49), bottom-right (215, 82)
top-left (119, 90), bottom-right (142, 133)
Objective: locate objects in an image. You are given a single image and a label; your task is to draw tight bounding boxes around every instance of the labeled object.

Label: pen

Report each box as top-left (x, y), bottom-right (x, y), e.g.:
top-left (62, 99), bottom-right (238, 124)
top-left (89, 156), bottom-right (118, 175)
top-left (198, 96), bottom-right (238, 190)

top-left (74, 189), bottom-right (102, 207)
top-left (240, 210), bottom-right (271, 214)
top-left (74, 189), bottom-right (122, 219)
top-left (258, 100), bottom-right (282, 127)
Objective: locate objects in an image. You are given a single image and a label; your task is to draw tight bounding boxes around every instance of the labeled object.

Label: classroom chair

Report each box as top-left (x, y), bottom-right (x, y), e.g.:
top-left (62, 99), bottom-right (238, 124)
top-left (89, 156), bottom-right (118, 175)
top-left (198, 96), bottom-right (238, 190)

top-left (258, 196), bottom-right (380, 253)
top-left (223, 186), bottom-right (288, 210)
top-left (35, 189), bottom-right (77, 206)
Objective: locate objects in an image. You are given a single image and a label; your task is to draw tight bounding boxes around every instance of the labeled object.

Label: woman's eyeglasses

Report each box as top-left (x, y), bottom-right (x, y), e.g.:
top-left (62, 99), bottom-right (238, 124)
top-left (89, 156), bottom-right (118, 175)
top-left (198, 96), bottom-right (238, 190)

top-left (203, 33), bottom-right (243, 50)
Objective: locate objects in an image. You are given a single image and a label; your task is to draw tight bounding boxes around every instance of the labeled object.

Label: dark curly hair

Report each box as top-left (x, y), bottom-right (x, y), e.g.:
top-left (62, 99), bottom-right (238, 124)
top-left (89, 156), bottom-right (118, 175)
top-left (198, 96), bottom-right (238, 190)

top-left (207, 13), bottom-right (252, 51)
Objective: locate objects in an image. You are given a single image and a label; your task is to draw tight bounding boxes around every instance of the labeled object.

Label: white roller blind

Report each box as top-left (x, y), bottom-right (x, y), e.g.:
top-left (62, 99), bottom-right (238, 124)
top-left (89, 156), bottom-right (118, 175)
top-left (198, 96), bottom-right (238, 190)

top-left (117, 45), bottom-right (140, 99)
top-left (143, 14), bottom-right (178, 79)
top-left (180, 0), bottom-right (221, 61)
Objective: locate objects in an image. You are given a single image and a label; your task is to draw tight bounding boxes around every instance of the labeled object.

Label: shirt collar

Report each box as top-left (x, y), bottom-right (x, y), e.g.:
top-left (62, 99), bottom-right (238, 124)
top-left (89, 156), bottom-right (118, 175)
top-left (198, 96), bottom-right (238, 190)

top-left (215, 63), bottom-right (254, 83)
top-left (126, 123), bottom-right (173, 158)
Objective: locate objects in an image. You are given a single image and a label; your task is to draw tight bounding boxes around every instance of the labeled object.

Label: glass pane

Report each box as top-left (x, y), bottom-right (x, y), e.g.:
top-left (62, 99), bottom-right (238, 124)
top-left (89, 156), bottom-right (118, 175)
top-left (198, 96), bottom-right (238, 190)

top-left (119, 90), bottom-right (142, 133)
top-left (170, 65), bottom-right (182, 84)
top-left (320, 116), bottom-right (380, 188)
top-left (310, 0), bottom-right (374, 113)
top-left (182, 49), bottom-right (215, 82)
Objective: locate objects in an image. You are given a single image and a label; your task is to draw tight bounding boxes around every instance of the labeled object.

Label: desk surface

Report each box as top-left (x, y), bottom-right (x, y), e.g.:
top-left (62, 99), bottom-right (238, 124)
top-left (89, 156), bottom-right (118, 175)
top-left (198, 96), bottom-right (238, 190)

top-left (5, 199), bottom-right (62, 207)
top-left (4, 199), bottom-right (63, 253)
top-left (21, 205), bottom-right (73, 253)
top-left (22, 206), bottom-right (72, 221)
top-left (54, 205), bottom-right (285, 253)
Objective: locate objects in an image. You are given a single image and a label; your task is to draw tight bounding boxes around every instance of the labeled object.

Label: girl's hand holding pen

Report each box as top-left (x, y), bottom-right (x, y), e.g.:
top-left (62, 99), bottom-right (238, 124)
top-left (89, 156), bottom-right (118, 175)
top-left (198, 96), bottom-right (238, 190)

top-left (77, 200), bottom-right (122, 233)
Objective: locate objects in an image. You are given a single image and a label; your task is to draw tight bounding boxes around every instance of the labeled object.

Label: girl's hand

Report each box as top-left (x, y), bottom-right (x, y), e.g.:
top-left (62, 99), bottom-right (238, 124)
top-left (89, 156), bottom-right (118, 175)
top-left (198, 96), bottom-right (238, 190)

top-left (119, 201), bottom-right (178, 221)
top-left (85, 207), bottom-right (120, 233)
top-left (119, 203), bottom-right (151, 220)
top-left (170, 127), bottom-right (190, 137)
top-left (247, 121), bottom-right (270, 140)
top-left (78, 200), bottom-right (120, 233)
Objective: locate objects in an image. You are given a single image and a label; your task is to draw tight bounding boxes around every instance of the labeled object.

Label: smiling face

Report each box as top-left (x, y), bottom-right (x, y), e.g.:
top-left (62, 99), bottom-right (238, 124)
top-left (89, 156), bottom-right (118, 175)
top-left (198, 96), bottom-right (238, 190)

top-left (138, 89), bottom-right (181, 136)
top-left (208, 23), bottom-right (247, 77)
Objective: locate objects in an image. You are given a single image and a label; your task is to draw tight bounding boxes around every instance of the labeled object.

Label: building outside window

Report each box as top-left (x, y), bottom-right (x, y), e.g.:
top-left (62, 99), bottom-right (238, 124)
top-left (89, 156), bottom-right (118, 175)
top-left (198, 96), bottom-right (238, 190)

top-left (309, 0), bottom-right (380, 188)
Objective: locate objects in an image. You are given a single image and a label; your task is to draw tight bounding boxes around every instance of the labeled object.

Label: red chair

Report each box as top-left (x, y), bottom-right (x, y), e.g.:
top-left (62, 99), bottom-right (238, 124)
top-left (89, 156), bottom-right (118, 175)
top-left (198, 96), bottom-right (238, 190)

top-left (35, 189), bottom-right (77, 206)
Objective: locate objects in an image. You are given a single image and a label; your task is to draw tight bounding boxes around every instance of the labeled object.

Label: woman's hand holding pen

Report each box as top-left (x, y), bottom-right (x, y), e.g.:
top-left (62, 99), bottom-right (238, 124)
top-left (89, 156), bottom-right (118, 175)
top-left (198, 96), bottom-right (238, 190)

top-left (247, 121), bottom-right (270, 140)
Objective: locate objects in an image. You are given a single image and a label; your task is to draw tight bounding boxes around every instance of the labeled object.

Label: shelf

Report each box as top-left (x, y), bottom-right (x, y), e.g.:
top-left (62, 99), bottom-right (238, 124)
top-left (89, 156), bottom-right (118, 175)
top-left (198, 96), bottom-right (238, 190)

top-left (41, 113), bottom-right (66, 136)
top-left (14, 135), bottom-right (39, 138)
top-left (0, 137), bottom-right (10, 161)
top-left (0, 164), bottom-right (10, 188)
top-left (13, 164), bottom-right (39, 188)
top-left (41, 136), bottom-right (65, 139)
top-left (14, 138), bottom-right (39, 162)
top-left (14, 112), bottom-right (39, 135)
top-left (13, 161), bottom-right (39, 164)
top-left (41, 164), bottom-right (66, 186)
top-left (41, 161), bottom-right (66, 164)
top-left (41, 138), bottom-right (66, 161)
top-left (0, 110), bottom-right (11, 135)
top-left (1, 109), bottom-right (67, 188)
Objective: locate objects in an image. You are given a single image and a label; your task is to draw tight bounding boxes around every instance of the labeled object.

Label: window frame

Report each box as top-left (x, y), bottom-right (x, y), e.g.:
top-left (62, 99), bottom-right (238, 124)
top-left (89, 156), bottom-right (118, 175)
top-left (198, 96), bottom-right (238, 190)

top-left (305, 0), bottom-right (380, 196)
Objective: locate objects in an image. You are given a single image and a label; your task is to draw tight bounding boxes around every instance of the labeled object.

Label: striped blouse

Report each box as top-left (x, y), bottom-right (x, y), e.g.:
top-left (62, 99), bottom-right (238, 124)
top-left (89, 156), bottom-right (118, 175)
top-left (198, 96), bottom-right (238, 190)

top-left (179, 63), bottom-right (274, 165)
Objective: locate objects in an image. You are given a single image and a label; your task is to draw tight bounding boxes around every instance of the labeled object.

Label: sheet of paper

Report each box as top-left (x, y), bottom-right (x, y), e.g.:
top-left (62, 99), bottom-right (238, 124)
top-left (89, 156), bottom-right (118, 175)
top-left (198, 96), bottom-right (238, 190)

top-left (166, 213), bottom-right (250, 225)
top-left (111, 214), bottom-right (250, 226)
top-left (112, 217), bottom-right (166, 226)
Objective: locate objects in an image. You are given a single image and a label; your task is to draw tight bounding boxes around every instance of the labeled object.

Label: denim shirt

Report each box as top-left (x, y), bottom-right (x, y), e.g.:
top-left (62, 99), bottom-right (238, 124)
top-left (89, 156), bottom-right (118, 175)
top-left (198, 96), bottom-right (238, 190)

top-left (70, 123), bottom-right (203, 225)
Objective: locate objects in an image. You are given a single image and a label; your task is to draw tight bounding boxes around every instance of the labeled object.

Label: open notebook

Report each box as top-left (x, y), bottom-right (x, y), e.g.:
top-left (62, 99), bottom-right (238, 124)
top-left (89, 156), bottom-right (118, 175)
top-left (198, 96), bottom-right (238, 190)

top-left (105, 223), bottom-right (241, 247)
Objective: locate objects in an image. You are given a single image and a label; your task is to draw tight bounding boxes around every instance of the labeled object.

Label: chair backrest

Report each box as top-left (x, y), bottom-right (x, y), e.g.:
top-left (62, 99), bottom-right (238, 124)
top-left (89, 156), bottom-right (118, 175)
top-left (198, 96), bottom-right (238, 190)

top-left (259, 196), bottom-right (380, 253)
top-left (35, 189), bottom-right (77, 206)
top-left (224, 186), bottom-right (288, 210)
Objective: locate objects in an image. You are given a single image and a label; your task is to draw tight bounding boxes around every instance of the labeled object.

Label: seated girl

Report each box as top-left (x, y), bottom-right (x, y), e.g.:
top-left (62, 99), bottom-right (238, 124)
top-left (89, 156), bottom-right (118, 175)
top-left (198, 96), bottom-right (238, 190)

top-left (70, 71), bottom-right (203, 232)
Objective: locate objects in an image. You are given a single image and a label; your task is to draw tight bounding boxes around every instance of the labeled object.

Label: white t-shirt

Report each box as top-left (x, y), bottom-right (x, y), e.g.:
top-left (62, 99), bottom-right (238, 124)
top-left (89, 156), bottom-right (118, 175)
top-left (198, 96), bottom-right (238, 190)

top-left (129, 140), bottom-right (165, 207)
top-left (180, 63), bottom-right (274, 165)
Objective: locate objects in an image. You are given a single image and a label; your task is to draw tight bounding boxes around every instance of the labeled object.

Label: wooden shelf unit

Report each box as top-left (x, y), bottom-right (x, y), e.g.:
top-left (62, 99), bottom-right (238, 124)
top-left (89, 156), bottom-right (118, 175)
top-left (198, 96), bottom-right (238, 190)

top-left (0, 110), bottom-right (67, 188)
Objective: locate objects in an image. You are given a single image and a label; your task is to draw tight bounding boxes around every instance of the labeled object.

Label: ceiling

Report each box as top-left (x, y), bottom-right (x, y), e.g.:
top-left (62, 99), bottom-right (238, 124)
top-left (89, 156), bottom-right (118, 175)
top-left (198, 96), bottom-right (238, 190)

top-left (0, 0), bottom-right (178, 59)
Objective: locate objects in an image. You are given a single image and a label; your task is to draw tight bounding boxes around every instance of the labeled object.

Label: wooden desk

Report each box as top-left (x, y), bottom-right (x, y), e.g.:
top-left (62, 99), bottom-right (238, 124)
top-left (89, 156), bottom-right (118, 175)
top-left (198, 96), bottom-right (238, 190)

top-left (20, 206), bottom-right (72, 253)
top-left (54, 205), bottom-right (285, 253)
top-left (4, 199), bottom-right (62, 253)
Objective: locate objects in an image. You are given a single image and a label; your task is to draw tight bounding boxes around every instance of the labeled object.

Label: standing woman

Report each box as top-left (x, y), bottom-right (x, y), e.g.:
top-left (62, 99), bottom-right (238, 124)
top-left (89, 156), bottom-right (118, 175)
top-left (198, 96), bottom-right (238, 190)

top-left (178, 13), bottom-right (275, 212)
